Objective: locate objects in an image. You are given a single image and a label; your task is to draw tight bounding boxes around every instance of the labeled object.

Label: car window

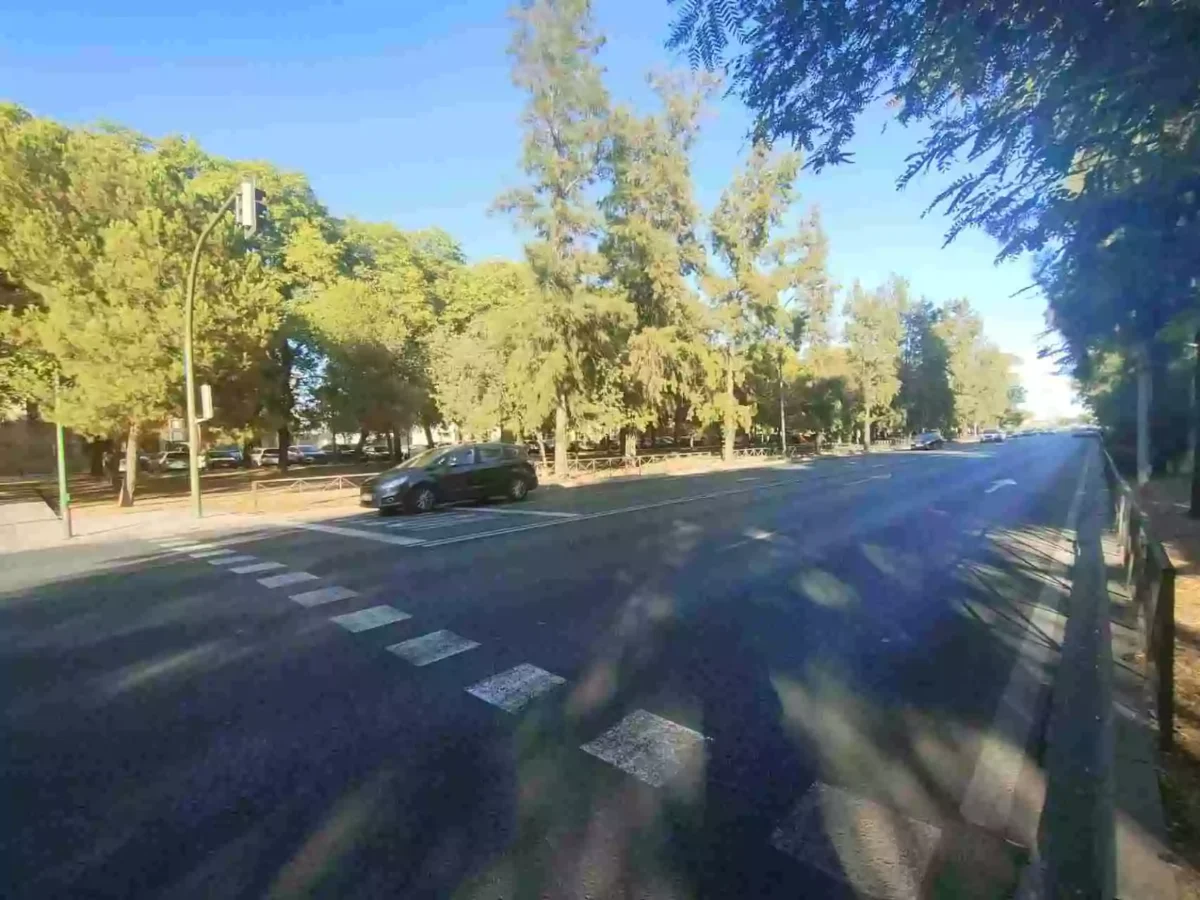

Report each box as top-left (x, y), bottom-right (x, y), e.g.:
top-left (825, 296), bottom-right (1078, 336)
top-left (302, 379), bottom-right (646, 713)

top-left (502, 445), bottom-right (521, 460)
top-left (478, 446), bottom-right (503, 463)
top-left (442, 447), bottom-right (475, 467)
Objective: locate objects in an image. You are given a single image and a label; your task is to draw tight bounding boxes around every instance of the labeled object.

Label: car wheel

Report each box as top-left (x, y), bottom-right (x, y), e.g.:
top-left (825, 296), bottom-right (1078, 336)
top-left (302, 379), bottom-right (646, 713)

top-left (408, 485), bottom-right (437, 514)
top-left (507, 476), bottom-right (529, 502)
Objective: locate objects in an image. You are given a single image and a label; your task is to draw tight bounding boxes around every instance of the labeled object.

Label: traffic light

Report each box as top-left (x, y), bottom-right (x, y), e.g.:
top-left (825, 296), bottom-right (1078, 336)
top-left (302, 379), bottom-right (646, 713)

top-left (235, 179), bottom-right (267, 236)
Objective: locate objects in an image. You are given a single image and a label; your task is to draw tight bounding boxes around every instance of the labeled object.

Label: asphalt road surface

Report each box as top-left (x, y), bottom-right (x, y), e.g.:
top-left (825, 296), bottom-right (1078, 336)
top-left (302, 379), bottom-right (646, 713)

top-left (2, 434), bottom-right (1099, 899)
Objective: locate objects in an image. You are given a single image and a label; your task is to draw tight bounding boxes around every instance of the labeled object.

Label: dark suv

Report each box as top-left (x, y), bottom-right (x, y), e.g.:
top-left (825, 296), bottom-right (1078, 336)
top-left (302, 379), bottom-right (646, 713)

top-left (360, 442), bottom-right (539, 514)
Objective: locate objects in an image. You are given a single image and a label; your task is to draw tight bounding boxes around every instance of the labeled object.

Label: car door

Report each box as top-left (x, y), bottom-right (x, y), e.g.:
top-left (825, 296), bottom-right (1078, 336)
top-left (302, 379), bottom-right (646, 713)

top-left (434, 446), bottom-right (477, 500)
top-left (474, 445), bottom-right (507, 496)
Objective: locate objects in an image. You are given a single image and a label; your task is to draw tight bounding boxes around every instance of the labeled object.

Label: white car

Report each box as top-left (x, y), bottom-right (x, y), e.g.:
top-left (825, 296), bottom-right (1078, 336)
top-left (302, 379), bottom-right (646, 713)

top-left (980, 430), bottom-right (1006, 443)
top-left (252, 447), bottom-right (302, 466)
top-left (156, 450), bottom-right (206, 472)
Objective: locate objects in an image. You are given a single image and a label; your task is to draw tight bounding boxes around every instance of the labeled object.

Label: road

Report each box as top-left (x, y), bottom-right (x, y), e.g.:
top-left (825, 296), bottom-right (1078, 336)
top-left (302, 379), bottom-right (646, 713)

top-left (2, 434), bottom-right (1098, 899)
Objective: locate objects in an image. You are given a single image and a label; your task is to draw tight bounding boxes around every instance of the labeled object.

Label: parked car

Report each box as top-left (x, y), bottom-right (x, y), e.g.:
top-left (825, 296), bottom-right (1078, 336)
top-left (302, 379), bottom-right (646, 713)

top-left (156, 450), bottom-right (206, 472)
top-left (360, 443), bottom-right (393, 461)
top-left (293, 444), bottom-right (328, 464)
top-left (980, 429), bottom-right (1006, 443)
top-left (205, 449), bottom-right (242, 469)
top-left (360, 442), bottom-right (538, 514)
top-left (251, 447), bottom-right (302, 467)
top-left (911, 431), bottom-right (945, 450)
top-left (117, 452), bottom-right (152, 473)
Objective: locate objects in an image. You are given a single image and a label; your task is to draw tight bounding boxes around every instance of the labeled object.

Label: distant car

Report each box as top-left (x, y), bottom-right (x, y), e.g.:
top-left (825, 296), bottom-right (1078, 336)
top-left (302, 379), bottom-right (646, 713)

top-left (361, 444), bottom-right (392, 461)
top-left (911, 431), bottom-right (945, 450)
top-left (156, 450), bottom-right (206, 472)
top-left (360, 442), bottom-right (538, 514)
top-left (980, 430), bottom-right (1006, 443)
top-left (293, 444), bottom-right (327, 464)
top-left (117, 452), bottom-right (152, 473)
top-left (252, 447), bottom-right (302, 467)
top-left (205, 449), bottom-right (242, 469)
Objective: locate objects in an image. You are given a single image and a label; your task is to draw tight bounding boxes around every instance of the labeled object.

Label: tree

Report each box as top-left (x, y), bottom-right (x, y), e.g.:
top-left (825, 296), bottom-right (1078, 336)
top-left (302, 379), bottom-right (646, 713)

top-left (897, 297), bottom-right (953, 434)
top-left (498, 0), bottom-right (624, 477)
top-left (844, 278), bottom-right (903, 449)
top-left (705, 142), bottom-right (801, 460)
top-left (600, 74), bottom-right (715, 456)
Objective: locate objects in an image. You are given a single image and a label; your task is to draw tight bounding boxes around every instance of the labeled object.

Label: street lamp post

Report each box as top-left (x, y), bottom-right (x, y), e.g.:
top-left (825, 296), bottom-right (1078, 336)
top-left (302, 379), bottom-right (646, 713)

top-left (183, 180), bottom-right (264, 518)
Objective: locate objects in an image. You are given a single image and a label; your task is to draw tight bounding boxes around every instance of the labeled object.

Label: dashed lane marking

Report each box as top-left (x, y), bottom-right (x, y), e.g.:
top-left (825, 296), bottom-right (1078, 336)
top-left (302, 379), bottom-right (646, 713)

top-left (289, 585), bottom-right (358, 607)
top-left (330, 605), bottom-right (412, 632)
top-left (387, 630), bottom-right (480, 667)
top-left (770, 782), bottom-right (941, 900)
top-left (207, 554), bottom-right (258, 566)
top-left (230, 561), bottom-right (285, 574)
top-left (257, 571), bottom-right (319, 589)
top-left (467, 663), bottom-right (566, 713)
top-left (580, 709), bottom-right (707, 788)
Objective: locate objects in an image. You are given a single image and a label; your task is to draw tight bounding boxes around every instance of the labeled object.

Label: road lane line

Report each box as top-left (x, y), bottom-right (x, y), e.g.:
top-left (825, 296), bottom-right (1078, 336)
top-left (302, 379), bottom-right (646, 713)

top-left (188, 549), bottom-right (235, 558)
top-left (580, 709), bottom-right (707, 788)
top-left (285, 521), bottom-right (426, 546)
top-left (387, 630), bottom-right (480, 666)
top-left (469, 507), bottom-right (580, 518)
top-left (153, 538), bottom-right (198, 547)
top-left (959, 450), bottom-right (1091, 832)
top-left (467, 663), bottom-right (566, 713)
top-left (257, 571), bottom-right (319, 589)
top-left (229, 561), bottom-right (286, 574)
top-left (207, 554), bottom-right (257, 566)
top-left (289, 585), bottom-right (358, 607)
top-left (330, 605), bottom-right (411, 632)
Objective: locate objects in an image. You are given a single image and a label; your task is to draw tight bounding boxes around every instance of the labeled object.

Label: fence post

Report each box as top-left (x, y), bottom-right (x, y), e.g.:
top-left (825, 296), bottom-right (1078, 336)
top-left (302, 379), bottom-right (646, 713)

top-left (1158, 564), bottom-right (1177, 750)
top-left (252, 480), bottom-right (258, 513)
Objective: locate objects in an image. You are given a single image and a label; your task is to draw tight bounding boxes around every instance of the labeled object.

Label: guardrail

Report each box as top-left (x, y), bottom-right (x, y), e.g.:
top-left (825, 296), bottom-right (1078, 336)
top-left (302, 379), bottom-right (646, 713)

top-left (532, 443), bottom-right (832, 480)
top-left (250, 473), bottom-right (373, 512)
top-left (1103, 447), bottom-right (1177, 749)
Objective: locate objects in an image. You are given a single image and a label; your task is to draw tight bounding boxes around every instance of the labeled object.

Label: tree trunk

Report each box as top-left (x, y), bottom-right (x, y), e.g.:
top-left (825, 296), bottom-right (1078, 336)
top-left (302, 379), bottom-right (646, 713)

top-left (88, 439), bottom-right (107, 477)
top-left (778, 357), bottom-right (787, 456)
top-left (241, 438), bottom-right (253, 468)
top-left (673, 401), bottom-right (686, 444)
top-left (1137, 348), bottom-right (1152, 486)
top-left (723, 350), bottom-right (735, 462)
top-left (1191, 330), bottom-right (1200, 517)
top-left (536, 433), bottom-right (547, 462)
top-left (423, 421), bottom-right (435, 449)
top-left (356, 429), bottom-right (368, 453)
top-left (862, 387), bottom-right (872, 452)
top-left (554, 400), bottom-right (569, 478)
top-left (118, 423), bottom-right (139, 507)
top-left (278, 426), bottom-right (291, 473)
top-left (623, 429), bottom-right (638, 459)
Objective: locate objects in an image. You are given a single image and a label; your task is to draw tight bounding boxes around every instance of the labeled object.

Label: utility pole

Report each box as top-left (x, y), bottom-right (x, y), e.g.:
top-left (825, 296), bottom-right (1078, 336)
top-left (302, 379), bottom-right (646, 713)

top-left (183, 179), bottom-right (265, 518)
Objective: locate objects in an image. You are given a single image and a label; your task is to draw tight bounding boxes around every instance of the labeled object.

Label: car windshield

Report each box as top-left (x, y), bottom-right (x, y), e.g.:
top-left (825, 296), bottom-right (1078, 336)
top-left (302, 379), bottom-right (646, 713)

top-left (296, 445), bottom-right (317, 452)
top-left (390, 447), bottom-right (446, 470)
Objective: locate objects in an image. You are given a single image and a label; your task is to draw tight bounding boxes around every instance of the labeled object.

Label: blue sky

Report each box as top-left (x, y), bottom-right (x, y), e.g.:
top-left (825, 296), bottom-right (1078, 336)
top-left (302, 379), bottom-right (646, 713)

top-left (1, 0), bottom-right (1079, 418)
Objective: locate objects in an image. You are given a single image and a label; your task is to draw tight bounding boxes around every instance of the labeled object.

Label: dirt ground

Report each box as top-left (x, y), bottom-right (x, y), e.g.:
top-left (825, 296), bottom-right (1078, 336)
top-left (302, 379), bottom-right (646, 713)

top-left (1140, 475), bottom-right (1200, 897)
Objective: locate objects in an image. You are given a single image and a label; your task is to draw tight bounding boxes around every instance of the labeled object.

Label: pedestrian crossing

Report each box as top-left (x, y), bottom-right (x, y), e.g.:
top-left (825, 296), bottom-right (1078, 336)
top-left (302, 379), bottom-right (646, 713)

top-left (144, 532), bottom-right (995, 900)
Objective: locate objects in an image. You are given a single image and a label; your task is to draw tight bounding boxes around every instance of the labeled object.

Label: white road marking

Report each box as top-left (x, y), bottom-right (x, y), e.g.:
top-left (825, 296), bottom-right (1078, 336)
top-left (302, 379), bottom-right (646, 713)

top-left (770, 782), bottom-right (940, 900)
top-left (153, 538), bottom-right (198, 547)
top-left (580, 709), bottom-right (707, 788)
top-left (384, 516), bottom-right (486, 533)
top-left (330, 605), bottom-right (411, 632)
top-left (985, 478), bottom-right (1017, 494)
top-left (257, 571), bottom-right (319, 589)
top-left (387, 630), bottom-right (480, 666)
top-left (188, 549), bottom-right (235, 558)
top-left (173, 542), bottom-right (219, 551)
top-left (470, 507), bottom-right (580, 518)
top-left (289, 585), bottom-right (358, 607)
top-left (466, 663), bottom-right (566, 713)
top-left (229, 561), bottom-right (286, 574)
top-left (285, 521), bottom-right (426, 546)
top-left (959, 452), bottom-right (1090, 832)
top-left (208, 554), bottom-right (258, 566)
top-left (736, 477), bottom-right (759, 482)
top-left (845, 473), bottom-right (893, 486)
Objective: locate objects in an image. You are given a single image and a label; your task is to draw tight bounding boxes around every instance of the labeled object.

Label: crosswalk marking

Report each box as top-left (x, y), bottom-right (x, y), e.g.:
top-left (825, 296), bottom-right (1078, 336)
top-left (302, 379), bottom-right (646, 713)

top-left (387, 630), bottom-right (480, 667)
top-left (580, 709), bottom-right (707, 788)
top-left (188, 549), bottom-right (234, 558)
top-left (230, 561), bottom-right (285, 574)
top-left (153, 538), bottom-right (197, 547)
top-left (330, 605), bottom-right (412, 633)
top-left (467, 663), bottom-right (566, 713)
top-left (289, 585), bottom-right (358, 607)
top-left (257, 571), bottom-right (318, 589)
top-left (207, 554), bottom-right (258, 566)
top-left (770, 782), bottom-right (941, 900)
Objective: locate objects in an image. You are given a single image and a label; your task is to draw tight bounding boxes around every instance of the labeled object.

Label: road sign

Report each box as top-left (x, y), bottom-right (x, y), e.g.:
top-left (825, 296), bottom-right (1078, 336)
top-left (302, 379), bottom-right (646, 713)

top-left (199, 384), bottom-right (214, 422)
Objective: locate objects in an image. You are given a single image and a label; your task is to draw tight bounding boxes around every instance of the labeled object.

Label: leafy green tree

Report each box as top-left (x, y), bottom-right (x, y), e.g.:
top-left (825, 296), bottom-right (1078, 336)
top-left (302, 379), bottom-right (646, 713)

top-left (897, 297), bottom-right (953, 434)
top-left (844, 278), bottom-right (903, 448)
top-left (498, 0), bottom-right (623, 476)
top-left (705, 142), bottom-right (801, 460)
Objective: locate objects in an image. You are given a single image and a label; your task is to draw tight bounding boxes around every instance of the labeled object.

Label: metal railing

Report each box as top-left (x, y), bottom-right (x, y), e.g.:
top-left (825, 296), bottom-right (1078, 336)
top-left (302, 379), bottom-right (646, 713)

top-left (250, 473), bottom-right (373, 511)
top-left (1104, 447), bottom-right (1177, 749)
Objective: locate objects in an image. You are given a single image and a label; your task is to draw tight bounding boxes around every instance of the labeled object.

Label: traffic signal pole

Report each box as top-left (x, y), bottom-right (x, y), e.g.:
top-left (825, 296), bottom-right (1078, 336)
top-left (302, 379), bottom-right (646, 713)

top-left (183, 189), bottom-right (240, 519)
